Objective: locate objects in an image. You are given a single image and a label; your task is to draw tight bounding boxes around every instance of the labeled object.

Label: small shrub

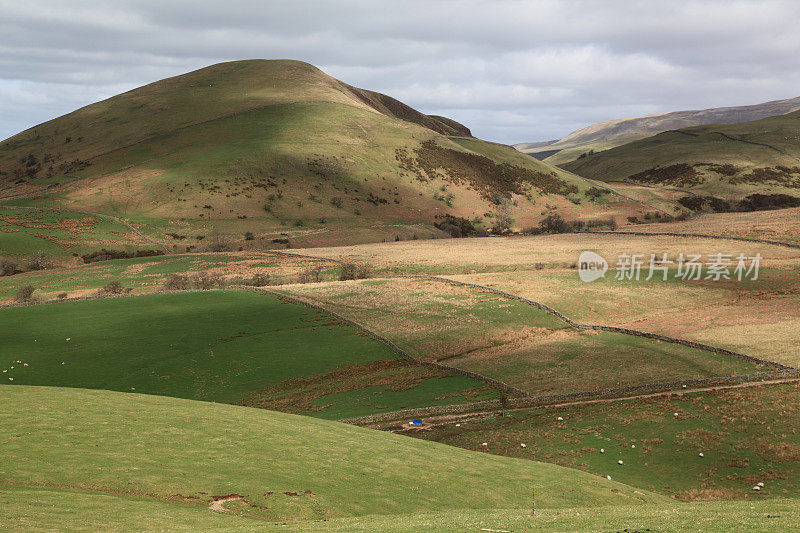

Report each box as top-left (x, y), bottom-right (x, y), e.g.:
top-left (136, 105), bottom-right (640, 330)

top-left (0, 259), bottom-right (18, 276)
top-left (251, 273), bottom-right (271, 286)
top-left (298, 266), bottom-right (323, 284)
top-left (163, 274), bottom-right (191, 291)
top-left (339, 263), bottom-right (372, 281)
top-left (57, 292), bottom-right (68, 299)
top-left (15, 285), bottom-right (35, 302)
top-left (192, 272), bottom-right (223, 290)
top-left (538, 213), bottom-right (567, 233)
top-left (99, 281), bottom-right (126, 294)
top-left (244, 231), bottom-right (255, 241)
top-left (26, 252), bottom-right (52, 271)
top-left (491, 214), bottom-right (514, 234)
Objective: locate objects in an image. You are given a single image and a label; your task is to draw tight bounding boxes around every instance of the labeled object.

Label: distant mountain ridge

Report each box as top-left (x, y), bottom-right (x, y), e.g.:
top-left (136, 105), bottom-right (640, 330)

top-left (516, 96), bottom-right (800, 165)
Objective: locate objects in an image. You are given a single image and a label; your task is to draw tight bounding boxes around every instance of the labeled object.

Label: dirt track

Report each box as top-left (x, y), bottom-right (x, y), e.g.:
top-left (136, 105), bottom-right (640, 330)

top-left (379, 375), bottom-right (800, 431)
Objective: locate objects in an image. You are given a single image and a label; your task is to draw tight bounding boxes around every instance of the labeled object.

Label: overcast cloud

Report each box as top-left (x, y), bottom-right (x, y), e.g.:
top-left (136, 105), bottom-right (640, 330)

top-left (1, 0), bottom-right (799, 144)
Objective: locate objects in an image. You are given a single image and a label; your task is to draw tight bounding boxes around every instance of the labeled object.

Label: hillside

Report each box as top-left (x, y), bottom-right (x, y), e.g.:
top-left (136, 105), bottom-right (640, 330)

top-left (0, 386), bottom-right (664, 523)
top-left (516, 96), bottom-right (800, 165)
top-left (560, 109), bottom-right (800, 202)
top-left (0, 60), bottom-right (637, 251)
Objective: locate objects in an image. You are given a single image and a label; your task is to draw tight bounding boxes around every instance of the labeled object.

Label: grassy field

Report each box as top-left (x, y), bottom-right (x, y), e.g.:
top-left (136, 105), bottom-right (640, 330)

top-left (0, 251), bottom-right (344, 302)
top-left (280, 277), bottom-right (767, 397)
top-left (0, 290), bottom-right (496, 419)
top-left (413, 382), bottom-right (800, 501)
top-left (0, 206), bottom-right (153, 256)
top-left (3, 485), bottom-right (798, 532)
top-left (0, 386), bottom-right (664, 522)
top-left (615, 206), bottom-right (800, 244)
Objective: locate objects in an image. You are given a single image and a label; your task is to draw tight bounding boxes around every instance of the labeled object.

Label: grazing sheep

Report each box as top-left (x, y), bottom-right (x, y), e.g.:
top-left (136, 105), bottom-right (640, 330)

top-left (600, 448), bottom-right (605, 453)
top-left (753, 486), bottom-right (761, 491)
top-left (66, 338), bottom-right (71, 341)
top-left (606, 475), bottom-right (612, 480)
top-left (481, 442), bottom-right (488, 447)
top-left (8, 378), bottom-right (12, 381)
top-left (757, 482), bottom-right (764, 487)
top-left (455, 423), bottom-right (461, 427)
top-left (631, 445), bottom-right (635, 449)
top-left (698, 453), bottom-right (704, 458)
top-left (557, 416), bottom-right (564, 421)
top-left (618, 460), bottom-right (623, 465)
top-left (520, 443), bottom-right (527, 448)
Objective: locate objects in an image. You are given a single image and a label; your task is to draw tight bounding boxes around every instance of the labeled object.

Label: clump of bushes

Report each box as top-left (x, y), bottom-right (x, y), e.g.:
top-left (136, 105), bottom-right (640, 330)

top-left (434, 214), bottom-right (481, 238)
top-left (26, 252), bottom-right (53, 271)
top-left (15, 285), bottom-right (35, 302)
top-left (297, 266), bottom-right (323, 284)
top-left (162, 273), bottom-right (224, 291)
top-left (81, 249), bottom-right (164, 264)
top-left (98, 281), bottom-right (130, 295)
top-left (524, 213), bottom-right (617, 234)
top-left (339, 263), bottom-right (372, 281)
top-left (0, 259), bottom-right (18, 277)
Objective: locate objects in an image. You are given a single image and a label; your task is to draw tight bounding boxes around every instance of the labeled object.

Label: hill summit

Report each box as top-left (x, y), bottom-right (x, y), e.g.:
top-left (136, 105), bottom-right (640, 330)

top-left (0, 60), bottom-right (633, 249)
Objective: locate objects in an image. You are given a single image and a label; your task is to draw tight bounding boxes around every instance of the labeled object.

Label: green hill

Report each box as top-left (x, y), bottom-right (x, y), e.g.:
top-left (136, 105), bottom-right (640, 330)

top-left (560, 109), bottom-right (800, 202)
top-left (516, 96), bottom-right (800, 166)
top-left (0, 290), bottom-right (496, 419)
top-left (0, 385), bottom-right (664, 523)
top-left (0, 60), bottom-right (626, 251)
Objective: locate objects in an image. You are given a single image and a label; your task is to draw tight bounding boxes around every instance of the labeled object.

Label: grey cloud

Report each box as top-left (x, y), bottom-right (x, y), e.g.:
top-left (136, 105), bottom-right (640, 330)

top-left (1, 0), bottom-right (799, 143)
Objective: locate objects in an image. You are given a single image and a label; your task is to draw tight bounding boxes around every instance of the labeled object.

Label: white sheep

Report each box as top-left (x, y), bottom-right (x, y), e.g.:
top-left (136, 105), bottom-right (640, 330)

top-left (631, 445), bottom-right (635, 449)
top-left (600, 448), bottom-right (605, 453)
top-left (481, 442), bottom-right (488, 447)
top-left (606, 475), bottom-right (612, 480)
top-left (618, 460), bottom-right (623, 465)
top-left (557, 416), bottom-right (564, 421)
top-left (520, 443), bottom-right (527, 448)
top-left (757, 482), bottom-right (764, 487)
top-left (753, 486), bottom-right (761, 491)
top-left (698, 452), bottom-right (704, 458)
top-left (455, 423), bottom-right (461, 427)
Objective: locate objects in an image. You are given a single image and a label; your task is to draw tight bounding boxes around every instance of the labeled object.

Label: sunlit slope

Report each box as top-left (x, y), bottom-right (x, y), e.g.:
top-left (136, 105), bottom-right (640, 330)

top-left (0, 386), bottom-right (665, 521)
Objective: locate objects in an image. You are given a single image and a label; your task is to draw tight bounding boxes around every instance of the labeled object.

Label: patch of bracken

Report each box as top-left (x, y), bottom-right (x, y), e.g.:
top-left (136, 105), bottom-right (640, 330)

top-left (728, 166), bottom-right (800, 187)
top-left (627, 164), bottom-right (703, 186)
top-left (396, 140), bottom-right (578, 199)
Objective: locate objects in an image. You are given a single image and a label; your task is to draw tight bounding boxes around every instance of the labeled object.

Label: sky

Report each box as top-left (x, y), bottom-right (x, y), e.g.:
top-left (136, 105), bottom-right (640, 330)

top-left (2, 0), bottom-right (800, 144)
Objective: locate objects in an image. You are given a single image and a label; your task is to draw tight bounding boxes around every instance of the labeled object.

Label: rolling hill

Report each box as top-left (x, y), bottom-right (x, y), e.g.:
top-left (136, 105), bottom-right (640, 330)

top-left (0, 60), bottom-right (637, 251)
top-left (560, 109), bottom-right (800, 203)
top-left (0, 385), bottom-right (664, 524)
top-left (516, 96), bottom-right (800, 166)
